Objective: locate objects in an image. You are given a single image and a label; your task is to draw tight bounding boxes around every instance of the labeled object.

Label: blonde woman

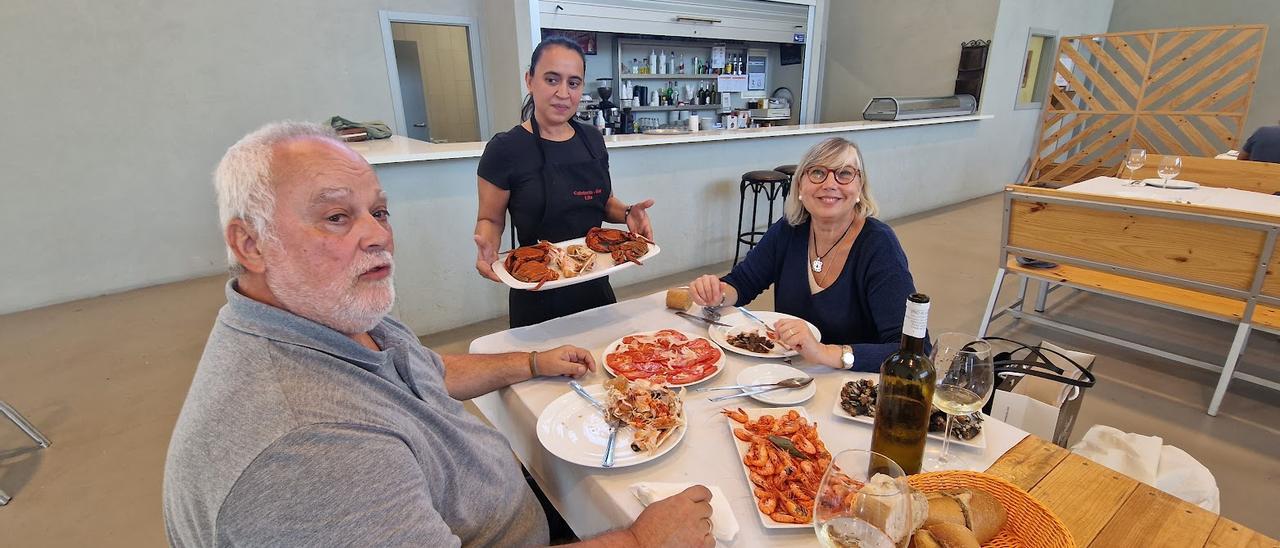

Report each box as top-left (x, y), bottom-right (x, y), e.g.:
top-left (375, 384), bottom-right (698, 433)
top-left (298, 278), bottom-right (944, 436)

top-left (689, 137), bottom-right (918, 371)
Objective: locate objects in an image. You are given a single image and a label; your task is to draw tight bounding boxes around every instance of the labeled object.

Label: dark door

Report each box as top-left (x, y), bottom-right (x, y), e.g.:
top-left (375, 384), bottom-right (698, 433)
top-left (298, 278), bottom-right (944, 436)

top-left (394, 40), bottom-right (430, 142)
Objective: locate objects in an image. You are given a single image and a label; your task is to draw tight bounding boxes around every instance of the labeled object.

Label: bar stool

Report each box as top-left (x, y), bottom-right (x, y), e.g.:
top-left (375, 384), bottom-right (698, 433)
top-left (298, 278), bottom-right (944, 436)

top-left (735, 169), bottom-right (790, 265)
top-left (773, 164), bottom-right (797, 200)
top-left (0, 400), bottom-right (51, 506)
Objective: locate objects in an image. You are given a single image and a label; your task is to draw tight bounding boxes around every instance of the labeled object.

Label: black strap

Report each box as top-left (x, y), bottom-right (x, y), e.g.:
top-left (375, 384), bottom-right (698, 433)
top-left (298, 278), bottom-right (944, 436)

top-left (982, 336), bottom-right (1097, 389)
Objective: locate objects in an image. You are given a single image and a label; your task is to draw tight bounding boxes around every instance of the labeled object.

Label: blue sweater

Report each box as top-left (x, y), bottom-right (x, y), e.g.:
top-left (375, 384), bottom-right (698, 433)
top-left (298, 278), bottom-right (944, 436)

top-left (723, 217), bottom-right (917, 372)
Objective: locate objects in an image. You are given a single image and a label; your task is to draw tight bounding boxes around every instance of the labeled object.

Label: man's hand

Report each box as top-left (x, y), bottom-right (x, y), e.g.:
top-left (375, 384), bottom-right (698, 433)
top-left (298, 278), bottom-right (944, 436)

top-left (534, 345), bottom-right (597, 378)
top-left (627, 486), bottom-right (715, 548)
top-left (625, 199), bottom-right (656, 242)
top-left (475, 234), bottom-right (502, 282)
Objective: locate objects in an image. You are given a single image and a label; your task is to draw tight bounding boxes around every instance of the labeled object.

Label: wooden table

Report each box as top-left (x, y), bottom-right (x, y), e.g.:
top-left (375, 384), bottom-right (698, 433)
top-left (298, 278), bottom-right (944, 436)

top-left (986, 437), bottom-right (1278, 547)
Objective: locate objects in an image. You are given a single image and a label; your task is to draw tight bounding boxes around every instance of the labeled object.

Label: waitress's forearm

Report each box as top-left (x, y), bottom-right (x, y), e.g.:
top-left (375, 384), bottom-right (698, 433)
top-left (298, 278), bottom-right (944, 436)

top-left (604, 196), bottom-right (628, 224)
top-left (475, 218), bottom-right (504, 246)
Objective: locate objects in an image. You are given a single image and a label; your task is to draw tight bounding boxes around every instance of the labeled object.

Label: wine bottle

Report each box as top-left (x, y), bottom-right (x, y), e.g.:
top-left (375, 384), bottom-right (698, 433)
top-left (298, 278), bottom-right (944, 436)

top-left (869, 293), bottom-right (935, 475)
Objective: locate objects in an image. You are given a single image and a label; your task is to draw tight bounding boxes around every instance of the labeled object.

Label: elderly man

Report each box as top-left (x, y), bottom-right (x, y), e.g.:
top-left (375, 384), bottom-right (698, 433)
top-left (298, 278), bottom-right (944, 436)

top-left (163, 122), bottom-right (714, 547)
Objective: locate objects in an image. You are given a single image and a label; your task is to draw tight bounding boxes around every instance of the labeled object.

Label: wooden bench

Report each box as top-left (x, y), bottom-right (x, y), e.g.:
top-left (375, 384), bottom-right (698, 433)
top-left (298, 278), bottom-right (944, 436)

top-left (979, 185), bottom-right (1280, 415)
top-left (1122, 154), bottom-right (1280, 194)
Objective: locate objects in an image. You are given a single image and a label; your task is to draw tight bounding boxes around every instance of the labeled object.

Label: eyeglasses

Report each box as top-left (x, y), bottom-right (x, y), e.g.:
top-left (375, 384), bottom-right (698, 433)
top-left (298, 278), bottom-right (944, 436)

top-left (806, 165), bottom-right (862, 185)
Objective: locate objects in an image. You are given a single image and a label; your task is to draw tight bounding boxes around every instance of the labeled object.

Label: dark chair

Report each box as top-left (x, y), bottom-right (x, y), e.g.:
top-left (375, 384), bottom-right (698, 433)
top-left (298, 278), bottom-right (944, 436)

top-left (735, 170), bottom-right (791, 265)
top-left (773, 164), bottom-right (797, 201)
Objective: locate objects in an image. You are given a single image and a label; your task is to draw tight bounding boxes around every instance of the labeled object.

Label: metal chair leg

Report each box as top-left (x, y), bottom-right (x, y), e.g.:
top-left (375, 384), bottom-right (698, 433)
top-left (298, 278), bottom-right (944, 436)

top-left (0, 488), bottom-right (9, 506)
top-left (1208, 322), bottom-right (1252, 416)
top-left (978, 268), bottom-right (1008, 338)
top-left (1016, 277), bottom-right (1029, 311)
top-left (0, 400), bottom-right (50, 448)
top-left (734, 179), bottom-right (748, 265)
top-left (1034, 280), bottom-right (1050, 312)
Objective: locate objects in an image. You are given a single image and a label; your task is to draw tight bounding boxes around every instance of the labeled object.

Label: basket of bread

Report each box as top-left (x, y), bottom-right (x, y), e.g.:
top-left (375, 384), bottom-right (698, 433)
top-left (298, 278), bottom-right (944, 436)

top-left (907, 471), bottom-right (1074, 548)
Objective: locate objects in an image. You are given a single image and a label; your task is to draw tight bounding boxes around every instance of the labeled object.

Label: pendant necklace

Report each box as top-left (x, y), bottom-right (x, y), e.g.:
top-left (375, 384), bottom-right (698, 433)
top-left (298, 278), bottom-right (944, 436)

top-left (810, 217), bottom-right (857, 273)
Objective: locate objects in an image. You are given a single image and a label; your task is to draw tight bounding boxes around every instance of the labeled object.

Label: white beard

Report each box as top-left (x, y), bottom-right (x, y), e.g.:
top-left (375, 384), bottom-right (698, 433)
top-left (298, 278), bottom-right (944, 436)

top-left (265, 247), bottom-right (396, 335)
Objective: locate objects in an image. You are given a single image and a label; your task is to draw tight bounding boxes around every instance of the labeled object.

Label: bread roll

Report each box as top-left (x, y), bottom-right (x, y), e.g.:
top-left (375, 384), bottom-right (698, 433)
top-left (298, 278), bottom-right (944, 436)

top-left (911, 523), bottom-right (980, 548)
top-left (665, 287), bottom-right (692, 310)
top-left (959, 490), bottom-right (1006, 543)
top-left (924, 493), bottom-right (967, 529)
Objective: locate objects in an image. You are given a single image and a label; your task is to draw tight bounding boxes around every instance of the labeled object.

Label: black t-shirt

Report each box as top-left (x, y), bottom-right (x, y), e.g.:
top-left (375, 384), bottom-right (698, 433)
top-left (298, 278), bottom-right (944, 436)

top-left (477, 122), bottom-right (611, 241)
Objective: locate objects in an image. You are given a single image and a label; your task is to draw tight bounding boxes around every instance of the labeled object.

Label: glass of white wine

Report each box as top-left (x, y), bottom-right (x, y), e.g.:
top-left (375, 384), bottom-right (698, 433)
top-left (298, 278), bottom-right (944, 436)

top-left (1158, 155), bottom-right (1182, 187)
top-left (814, 449), bottom-right (911, 548)
top-left (1125, 148), bottom-right (1147, 185)
top-left (923, 333), bottom-right (994, 471)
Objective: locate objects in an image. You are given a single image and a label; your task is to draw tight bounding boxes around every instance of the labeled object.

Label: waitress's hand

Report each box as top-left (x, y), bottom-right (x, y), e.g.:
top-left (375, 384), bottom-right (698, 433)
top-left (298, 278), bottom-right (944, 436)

top-left (626, 199), bottom-right (656, 241)
top-left (689, 275), bottom-right (727, 307)
top-left (774, 319), bottom-right (835, 366)
top-left (474, 234), bottom-right (502, 283)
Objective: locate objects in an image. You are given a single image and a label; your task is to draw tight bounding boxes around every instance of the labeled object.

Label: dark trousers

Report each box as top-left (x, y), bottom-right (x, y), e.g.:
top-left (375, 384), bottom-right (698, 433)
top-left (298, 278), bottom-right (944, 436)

top-left (509, 277), bottom-right (616, 328)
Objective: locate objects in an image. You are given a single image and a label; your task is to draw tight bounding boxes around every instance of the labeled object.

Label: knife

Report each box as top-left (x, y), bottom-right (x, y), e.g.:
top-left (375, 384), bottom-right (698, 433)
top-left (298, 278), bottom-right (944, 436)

top-left (569, 381), bottom-right (621, 467)
top-left (708, 384), bottom-right (790, 402)
top-left (736, 306), bottom-right (779, 337)
top-left (674, 310), bottom-right (731, 327)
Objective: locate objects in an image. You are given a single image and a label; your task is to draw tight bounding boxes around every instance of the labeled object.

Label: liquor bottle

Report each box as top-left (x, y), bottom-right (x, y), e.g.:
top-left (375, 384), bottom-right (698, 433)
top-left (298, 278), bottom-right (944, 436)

top-left (869, 293), bottom-right (936, 475)
top-left (650, 50), bottom-right (658, 74)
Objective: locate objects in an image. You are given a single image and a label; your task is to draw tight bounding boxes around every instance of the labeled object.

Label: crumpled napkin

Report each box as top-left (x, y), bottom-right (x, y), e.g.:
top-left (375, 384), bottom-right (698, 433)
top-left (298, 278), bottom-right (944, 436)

top-left (630, 482), bottom-right (739, 541)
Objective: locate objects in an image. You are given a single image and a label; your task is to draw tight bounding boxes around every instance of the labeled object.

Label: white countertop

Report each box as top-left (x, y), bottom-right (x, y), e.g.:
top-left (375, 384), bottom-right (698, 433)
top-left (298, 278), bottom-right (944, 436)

top-left (353, 114), bottom-right (993, 165)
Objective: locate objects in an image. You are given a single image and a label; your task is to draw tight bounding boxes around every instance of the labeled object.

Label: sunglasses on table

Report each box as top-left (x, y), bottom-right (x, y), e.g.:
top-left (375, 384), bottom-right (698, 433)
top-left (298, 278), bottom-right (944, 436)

top-left (805, 165), bottom-right (862, 185)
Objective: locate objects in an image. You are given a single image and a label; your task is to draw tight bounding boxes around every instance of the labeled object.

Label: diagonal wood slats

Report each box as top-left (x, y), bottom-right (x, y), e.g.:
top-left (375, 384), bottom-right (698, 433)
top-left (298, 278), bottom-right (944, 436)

top-left (1026, 25), bottom-right (1266, 187)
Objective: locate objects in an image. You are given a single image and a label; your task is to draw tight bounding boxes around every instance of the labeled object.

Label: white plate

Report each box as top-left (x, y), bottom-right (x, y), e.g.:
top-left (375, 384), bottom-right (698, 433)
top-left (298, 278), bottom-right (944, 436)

top-left (735, 363), bottom-right (816, 405)
top-left (830, 381), bottom-right (987, 450)
top-left (1142, 178), bottom-right (1200, 189)
top-left (493, 234), bottom-right (661, 291)
top-left (724, 406), bottom-right (818, 529)
top-left (536, 384), bottom-right (686, 468)
top-left (602, 330), bottom-right (726, 388)
top-left (707, 310), bottom-right (821, 358)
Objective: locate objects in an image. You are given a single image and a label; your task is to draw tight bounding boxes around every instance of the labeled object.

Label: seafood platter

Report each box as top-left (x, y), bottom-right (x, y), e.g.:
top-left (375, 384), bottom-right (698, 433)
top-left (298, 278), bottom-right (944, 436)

top-left (494, 227), bottom-right (660, 290)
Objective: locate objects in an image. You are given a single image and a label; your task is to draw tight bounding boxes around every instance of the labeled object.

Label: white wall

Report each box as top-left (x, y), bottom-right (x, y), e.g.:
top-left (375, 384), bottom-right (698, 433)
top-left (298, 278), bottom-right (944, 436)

top-left (481, 0), bottom-right (526, 132)
top-left (1108, 0), bottom-right (1280, 137)
top-left (0, 0), bottom-right (512, 315)
top-left (819, 0), bottom-right (1002, 122)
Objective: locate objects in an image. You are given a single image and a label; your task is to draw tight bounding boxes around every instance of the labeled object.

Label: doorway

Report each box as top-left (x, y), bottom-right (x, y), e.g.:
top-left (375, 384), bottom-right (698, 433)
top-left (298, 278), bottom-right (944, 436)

top-left (381, 13), bottom-right (489, 143)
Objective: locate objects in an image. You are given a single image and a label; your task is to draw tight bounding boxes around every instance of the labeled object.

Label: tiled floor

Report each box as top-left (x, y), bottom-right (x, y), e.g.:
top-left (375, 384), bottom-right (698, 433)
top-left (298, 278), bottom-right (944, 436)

top-left (1, 193), bottom-right (1276, 545)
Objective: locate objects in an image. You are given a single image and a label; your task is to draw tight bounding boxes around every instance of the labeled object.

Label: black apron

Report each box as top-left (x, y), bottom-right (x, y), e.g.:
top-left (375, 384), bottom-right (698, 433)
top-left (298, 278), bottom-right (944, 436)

top-left (508, 117), bottom-right (616, 328)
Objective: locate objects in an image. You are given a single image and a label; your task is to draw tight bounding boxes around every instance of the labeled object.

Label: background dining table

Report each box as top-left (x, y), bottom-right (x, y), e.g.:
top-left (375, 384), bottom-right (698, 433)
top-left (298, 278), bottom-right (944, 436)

top-left (470, 291), bottom-right (1277, 547)
top-left (1059, 175), bottom-right (1280, 215)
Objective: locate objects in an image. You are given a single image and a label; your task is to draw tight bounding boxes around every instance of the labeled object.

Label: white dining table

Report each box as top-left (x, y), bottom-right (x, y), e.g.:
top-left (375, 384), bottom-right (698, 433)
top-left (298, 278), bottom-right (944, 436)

top-left (1059, 176), bottom-right (1280, 215)
top-left (470, 291), bottom-right (1030, 546)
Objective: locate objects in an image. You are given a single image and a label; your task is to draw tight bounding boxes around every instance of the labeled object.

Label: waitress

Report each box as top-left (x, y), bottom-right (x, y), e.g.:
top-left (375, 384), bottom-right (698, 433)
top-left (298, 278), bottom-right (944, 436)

top-left (474, 36), bottom-right (654, 327)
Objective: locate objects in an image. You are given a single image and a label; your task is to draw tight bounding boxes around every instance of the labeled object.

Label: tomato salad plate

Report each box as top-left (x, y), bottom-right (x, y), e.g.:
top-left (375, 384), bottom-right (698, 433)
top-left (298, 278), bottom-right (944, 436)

top-left (602, 329), bottom-right (725, 388)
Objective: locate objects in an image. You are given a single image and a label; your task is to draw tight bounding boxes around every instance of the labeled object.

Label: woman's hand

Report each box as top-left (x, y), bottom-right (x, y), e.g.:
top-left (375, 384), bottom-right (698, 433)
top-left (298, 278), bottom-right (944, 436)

top-left (689, 275), bottom-right (728, 307)
top-left (625, 199), bottom-right (656, 241)
top-left (533, 345), bottom-right (597, 378)
top-left (774, 319), bottom-right (839, 367)
top-left (474, 234), bottom-right (502, 283)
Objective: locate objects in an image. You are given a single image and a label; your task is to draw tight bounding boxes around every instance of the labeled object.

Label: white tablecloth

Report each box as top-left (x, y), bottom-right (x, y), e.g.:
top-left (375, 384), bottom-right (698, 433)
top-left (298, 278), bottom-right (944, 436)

top-left (1060, 176), bottom-right (1280, 216)
top-left (469, 292), bottom-right (1029, 546)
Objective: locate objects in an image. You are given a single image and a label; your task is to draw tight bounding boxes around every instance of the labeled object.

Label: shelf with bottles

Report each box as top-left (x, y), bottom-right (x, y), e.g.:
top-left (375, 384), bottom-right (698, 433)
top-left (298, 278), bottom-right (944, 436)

top-left (624, 74), bottom-right (721, 80)
top-left (629, 104), bottom-right (723, 112)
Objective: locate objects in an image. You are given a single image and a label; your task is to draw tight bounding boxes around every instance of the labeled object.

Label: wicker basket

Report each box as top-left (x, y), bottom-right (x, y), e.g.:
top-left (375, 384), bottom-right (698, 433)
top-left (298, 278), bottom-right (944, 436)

top-left (908, 470), bottom-right (1075, 548)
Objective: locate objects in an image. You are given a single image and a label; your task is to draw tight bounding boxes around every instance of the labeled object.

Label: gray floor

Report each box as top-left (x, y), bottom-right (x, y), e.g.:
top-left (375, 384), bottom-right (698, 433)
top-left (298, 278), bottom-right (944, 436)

top-left (1, 193), bottom-right (1276, 546)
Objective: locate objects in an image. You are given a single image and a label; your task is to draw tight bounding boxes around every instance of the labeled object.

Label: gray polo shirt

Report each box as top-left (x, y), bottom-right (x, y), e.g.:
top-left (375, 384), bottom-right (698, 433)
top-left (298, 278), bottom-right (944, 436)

top-left (163, 281), bottom-right (548, 547)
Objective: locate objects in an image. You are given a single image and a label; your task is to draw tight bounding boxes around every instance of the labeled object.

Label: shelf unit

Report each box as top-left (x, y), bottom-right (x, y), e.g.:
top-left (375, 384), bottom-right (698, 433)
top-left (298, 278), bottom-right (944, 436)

top-left (622, 73), bottom-right (724, 80)
top-left (630, 103), bottom-right (722, 112)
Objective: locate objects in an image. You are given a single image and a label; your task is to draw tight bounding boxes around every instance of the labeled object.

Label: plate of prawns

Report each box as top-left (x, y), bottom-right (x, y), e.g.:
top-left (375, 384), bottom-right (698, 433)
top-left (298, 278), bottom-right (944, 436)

top-left (722, 406), bottom-right (833, 529)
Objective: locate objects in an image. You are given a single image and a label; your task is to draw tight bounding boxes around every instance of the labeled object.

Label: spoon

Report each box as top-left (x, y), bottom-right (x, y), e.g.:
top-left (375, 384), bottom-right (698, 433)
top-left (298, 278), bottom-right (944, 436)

top-left (708, 378), bottom-right (815, 402)
top-left (694, 377), bottom-right (813, 392)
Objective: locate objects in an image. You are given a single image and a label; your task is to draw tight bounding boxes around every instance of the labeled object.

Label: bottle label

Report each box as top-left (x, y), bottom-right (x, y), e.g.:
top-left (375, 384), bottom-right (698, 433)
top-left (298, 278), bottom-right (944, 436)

top-left (903, 300), bottom-right (929, 339)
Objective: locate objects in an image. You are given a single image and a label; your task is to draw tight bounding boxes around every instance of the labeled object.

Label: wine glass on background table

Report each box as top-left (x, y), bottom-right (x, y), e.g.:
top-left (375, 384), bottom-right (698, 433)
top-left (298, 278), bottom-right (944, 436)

top-left (814, 449), bottom-right (912, 548)
top-left (1125, 148), bottom-right (1147, 185)
top-left (1158, 155), bottom-right (1182, 187)
top-left (923, 333), bottom-right (994, 471)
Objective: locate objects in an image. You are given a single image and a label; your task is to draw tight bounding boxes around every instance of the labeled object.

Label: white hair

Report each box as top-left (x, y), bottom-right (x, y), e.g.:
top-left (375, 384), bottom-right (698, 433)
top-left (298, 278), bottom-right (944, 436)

top-left (214, 121), bottom-right (341, 273)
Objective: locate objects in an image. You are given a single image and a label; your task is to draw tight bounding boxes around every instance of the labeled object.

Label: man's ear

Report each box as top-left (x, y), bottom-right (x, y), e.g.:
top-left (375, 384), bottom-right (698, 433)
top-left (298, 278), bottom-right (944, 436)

top-left (226, 219), bottom-right (267, 274)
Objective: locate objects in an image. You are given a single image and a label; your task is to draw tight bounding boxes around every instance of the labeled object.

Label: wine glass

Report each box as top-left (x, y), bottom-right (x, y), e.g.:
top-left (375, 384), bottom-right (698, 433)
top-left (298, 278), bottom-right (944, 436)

top-left (1157, 156), bottom-right (1182, 187)
top-left (814, 449), bottom-right (912, 548)
top-left (1125, 148), bottom-right (1147, 185)
top-left (923, 333), bottom-right (994, 471)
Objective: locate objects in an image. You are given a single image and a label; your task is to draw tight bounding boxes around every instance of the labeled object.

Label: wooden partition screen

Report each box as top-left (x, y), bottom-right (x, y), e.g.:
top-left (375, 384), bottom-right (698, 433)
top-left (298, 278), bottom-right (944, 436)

top-left (1026, 25), bottom-right (1267, 187)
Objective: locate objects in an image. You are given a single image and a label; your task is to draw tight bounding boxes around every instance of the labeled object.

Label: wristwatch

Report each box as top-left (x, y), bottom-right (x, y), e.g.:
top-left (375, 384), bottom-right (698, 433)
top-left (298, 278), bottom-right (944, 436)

top-left (839, 345), bottom-right (855, 370)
